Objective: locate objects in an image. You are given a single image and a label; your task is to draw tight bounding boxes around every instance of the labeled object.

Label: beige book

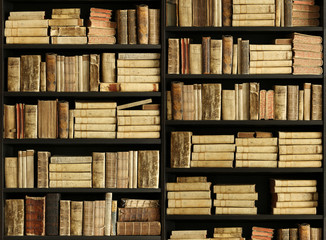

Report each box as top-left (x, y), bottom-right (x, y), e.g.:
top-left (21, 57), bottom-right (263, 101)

top-left (74, 117), bottom-right (116, 124)
top-left (249, 82), bottom-right (259, 120)
top-left (242, 83), bottom-right (250, 120)
top-left (117, 60), bottom-right (160, 68)
top-left (117, 75), bottom-right (160, 83)
top-left (214, 184), bottom-right (255, 193)
top-left (222, 90), bottom-right (236, 120)
top-left (51, 156), bottom-right (91, 164)
top-left (118, 116), bottom-right (160, 125)
top-left (121, 199), bottom-right (159, 208)
top-left (250, 60), bottom-right (292, 67)
top-left (232, 20), bottom-right (275, 26)
top-left (37, 151), bottom-right (50, 188)
top-left (75, 102), bottom-right (117, 109)
top-left (178, 0), bottom-right (192, 26)
top-left (192, 135), bottom-right (234, 144)
top-left (213, 234), bottom-right (243, 238)
top-left (5, 19), bottom-right (49, 28)
top-left (275, 0), bottom-right (281, 26)
top-left (192, 152), bottom-right (234, 160)
top-left (59, 200), bottom-right (71, 236)
top-left (214, 199), bottom-right (255, 207)
top-left (26, 150), bottom-right (34, 188)
top-left (167, 208), bottom-right (211, 215)
top-left (94, 200), bottom-right (105, 236)
top-left (118, 53), bottom-right (160, 60)
top-left (278, 161), bottom-right (322, 168)
top-left (210, 40), bottom-right (223, 74)
top-left (273, 186), bottom-right (317, 193)
top-left (287, 85), bottom-right (299, 120)
top-left (215, 207), bottom-right (257, 214)
top-left (5, 157), bottom-right (18, 188)
top-left (299, 90), bottom-right (304, 119)
top-left (216, 193), bottom-right (258, 200)
top-left (9, 10), bottom-right (45, 17)
top-left (236, 153), bottom-right (277, 160)
top-left (40, 62), bottom-right (46, 91)
top-left (190, 44), bottom-right (202, 74)
top-left (118, 125), bottom-right (161, 132)
top-left (49, 172), bottom-right (92, 180)
top-left (117, 132), bottom-right (160, 138)
top-left (233, 13), bottom-right (275, 20)
top-left (52, 8), bottom-right (81, 15)
top-left (51, 37), bottom-right (87, 44)
top-left (5, 28), bottom-right (48, 36)
top-left (279, 154), bottom-right (323, 161)
top-left (168, 199), bottom-right (212, 208)
top-left (50, 180), bottom-right (92, 188)
top-left (274, 85), bottom-right (287, 120)
top-left (117, 98), bottom-right (152, 110)
top-left (49, 163), bottom-right (91, 172)
top-left (132, 151), bottom-right (138, 188)
top-left (232, 44), bottom-right (238, 74)
top-left (74, 123), bottom-right (116, 131)
top-left (193, 144), bottom-right (236, 152)
top-left (51, 14), bottom-right (81, 19)
top-left (137, 150), bottom-right (159, 188)
top-left (250, 51), bottom-right (292, 60)
top-left (278, 132), bottom-right (322, 139)
top-left (6, 37), bottom-right (49, 44)
top-left (273, 208), bottom-right (316, 214)
top-left (279, 138), bottom-right (322, 145)
top-left (50, 26), bottom-right (86, 37)
top-left (70, 201), bottom-right (83, 236)
top-left (250, 45), bottom-right (291, 51)
top-left (171, 230), bottom-right (207, 237)
top-left (279, 145), bottom-right (322, 154)
top-left (310, 228), bottom-right (322, 240)
top-left (104, 193), bottom-right (112, 236)
top-left (236, 146), bottom-right (277, 153)
top-left (214, 227), bottom-right (243, 233)
top-left (101, 53), bottom-right (115, 83)
top-left (236, 138), bottom-right (277, 146)
top-left (92, 152), bottom-right (105, 188)
top-left (303, 83), bottom-right (311, 121)
top-left (117, 110), bottom-right (159, 116)
top-left (191, 161), bottom-right (233, 168)
top-left (7, 57), bottom-right (20, 91)
top-left (249, 67), bottom-right (292, 74)
top-left (74, 131), bottom-right (116, 138)
top-left (166, 182), bottom-right (211, 191)
top-left (24, 105), bottom-right (38, 139)
top-left (177, 176), bottom-right (207, 183)
top-left (274, 193), bottom-right (318, 201)
top-left (5, 199), bottom-right (25, 236)
top-left (235, 84), bottom-right (239, 120)
top-left (311, 84), bottom-right (322, 120)
top-left (233, 0), bottom-right (274, 3)
top-left (83, 201), bottom-right (94, 236)
top-left (49, 18), bottom-right (83, 26)
top-left (21, 151), bottom-right (26, 188)
top-left (236, 160), bottom-right (277, 168)
top-left (73, 109), bottom-right (116, 117)
top-left (233, 5), bottom-right (275, 13)
top-left (274, 201), bottom-right (317, 208)
top-left (117, 67), bottom-right (160, 76)
top-left (168, 191), bottom-right (211, 199)
top-left (272, 179), bottom-right (317, 187)
top-left (3, 105), bottom-right (16, 139)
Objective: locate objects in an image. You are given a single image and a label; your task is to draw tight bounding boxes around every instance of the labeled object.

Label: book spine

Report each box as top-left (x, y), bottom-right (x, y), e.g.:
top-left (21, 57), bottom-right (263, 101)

top-left (249, 82), bottom-right (259, 120)
top-left (171, 81), bottom-right (183, 120)
top-left (137, 5), bottom-right (149, 44)
top-left (222, 0), bottom-right (232, 26)
top-left (7, 57), bottom-right (20, 91)
top-left (58, 101), bottom-right (69, 139)
top-left (202, 37), bottom-right (211, 74)
top-left (46, 53), bottom-right (57, 92)
top-left (274, 85), bottom-right (287, 120)
top-left (70, 201), bottom-right (83, 236)
top-left (149, 9), bottom-right (160, 44)
top-left (104, 193), bottom-right (112, 236)
top-left (117, 10), bottom-right (128, 44)
top-left (90, 54), bottom-right (100, 91)
top-left (92, 152), bottom-right (105, 188)
top-left (59, 200), bottom-right (70, 236)
top-left (241, 40), bottom-right (250, 74)
top-left (311, 84), bottom-right (322, 120)
top-left (101, 53), bottom-right (116, 83)
top-left (287, 85), bottom-right (299, 120)
top-left (222, 35), bottom-right (233, 74)
top-left (25, 196), bottom-right (46, 236)
top-left (168, 39), bottom-right (180, 74)
top-left (127, 10), bottom-right (137, 44)
top-left (190, 44), bottom-right (202, 74)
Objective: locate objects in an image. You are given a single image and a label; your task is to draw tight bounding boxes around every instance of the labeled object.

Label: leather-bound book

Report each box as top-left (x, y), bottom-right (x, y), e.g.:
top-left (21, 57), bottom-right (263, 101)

top-left (299, 223), bottom-right (310, 240)
top-left (90, 54), bottom-right (100, 91)
top-left (287, 85), bottom-right (299, 120)
top-left (5, 199), bottom-right (24, 236)
top-left (7, 57), bottom-right (20, 91)
top-left (20, 55), bottom-right (41, 92)
top-left (168, 38), bottom-right (180, 74)
top-left (37, 151), bottom-right (50, 188)
top-left (71, 201), bottom-right (83, 236)
top-left (59, 200), bottom-right (70, 236)
top-left (118, 207), bottom-right (160, 221)
top-left (278, 228), bottom-right (290, 240)
top-left (179, 0), bottom-right (192, 26)
top-left (83, 201), bottom-right (94, 236)
top-left (46, 53), bottom-right (57, 91)
top-left (25, 196), bottom-right (46, 236)
top-left (45, 193), bottom-right (60, 236)
top-left (117, 10), bottom-right (128, 44)
top-left (274, 85), bottom-right (287, 120)
top-left (4, 104), bottom-right (16, 139)
top-left (202, 37), bottom-right (211, 74)
top-left (24, 104), bottom-right (37, 139)
top-left (94, 200), bottom-right (105, 236)
top-left (58, 101), bottom-right (69, 139)
top-left (93, 152), bottom-right (105, 188)
top-left (311, 84), bottom-right (322, 120)
top-left (193, 0), bottom-right (208, 26)
top-left (149, 9), bottom-right (160, 44)
top-left (170, 131), bottom-right (192, 168)
top-left (127, 10), bottom-right (137, 44)
top-left (171, 81), bottom-right (183, 120)
top-left (117, 222), bottom-right (161, 235)
top-left (40, 62), bottom-right (46, 92)
top-left (249, 82), bottom-right (260, 120)
top-left (106, 152), bottom-right (117, 188)
top-left (138, 150), bottom-right (159, 188)
top-left (189, 44), bottom-right (202, 74)
top-left (241, 40), bottom-right (249, 74)
top-left (289, 228), bottom-right (298, 240)
top-left (202, 83), bottom-right (222, 120)
top-left (137, 5), bottom-right (149, 44)
top-left (222, 35), bottom-right (233, 74)
top-left (167, 91), bottom-right (172, 120)
top-left (222, 0), bottom-right (232, 26)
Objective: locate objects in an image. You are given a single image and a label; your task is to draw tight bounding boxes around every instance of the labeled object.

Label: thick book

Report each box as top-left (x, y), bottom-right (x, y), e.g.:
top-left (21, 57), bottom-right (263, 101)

top-left (45, 193), bottom-right (60, 236)
top-left (37, 151), bottom-right (50, 188)
top-left (83, 201), bottom-right (94, 236)
top-left (5, 157), bottom-right (18, 188)
top-left (59, 200), bottom-right (70, 236)
top-left (170, 131), bottom-right (192, 168)
top-left (138, 150), bottom-right (159, 188)
top-left (92, 152), bottom-right (105, 188)
top-left (137, 5), bottom-right (149, 44)
top-left (117, 222), bottom-right (161, 235)
top-left (71, 201), bottom-right (83, 236)
top-left (202, 84), bottom-right (222, 120)
top-left (7, 57), bottom-right (20, 91)
top-left (118, 207), bottom-right (160, 221)
top-left (222, 35), bottom-right (233, 74)
top-left (25, 196), bottom-right (46, 236)
top-left (5, 199), bottom-right (24, 236)
top-left (117, 10), bottom-right (128, 44)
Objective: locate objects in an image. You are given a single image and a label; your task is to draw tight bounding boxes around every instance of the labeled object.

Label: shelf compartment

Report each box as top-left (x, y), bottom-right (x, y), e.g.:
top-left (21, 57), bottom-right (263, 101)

top-left (166, 168), bottom-right (323, 174)
top-left (166, 120), bottom-right (323, 126)
top-left (3, 237), bottom-right (161, 240)
top-left (165, 74), bottom-right (323, 79)
top-left (4, 44), bottom-right (161, 50)
top-left (3, 139), bottom-right (161, 145)
top-left (4, 188), bottom-right (161, 193)
top-left (166, 27), bottom-right (323, 32)
top-left (166, 215), bottom-right (323, 220)
top-left (4, 92), bottom-right (161, 98)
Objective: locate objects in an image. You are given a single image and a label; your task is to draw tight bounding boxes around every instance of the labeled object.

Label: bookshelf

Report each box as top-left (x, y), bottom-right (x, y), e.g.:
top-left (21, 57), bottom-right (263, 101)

top-left (1, 0), bottom-right (325, 239)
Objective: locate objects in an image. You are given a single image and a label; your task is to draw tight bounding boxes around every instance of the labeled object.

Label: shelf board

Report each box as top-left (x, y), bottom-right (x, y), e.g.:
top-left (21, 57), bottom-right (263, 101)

top-left (4, 188), bottom-right (161, 193)
top-left (166, 168), bottom-right (323, 173)
top-left (166, 27), bottom-right (323, 32)
top-left (166, 120), bottom-right (323, 126)
top-left (3, 44), bottom-right (161, 50)
top-left (4, 237), bottom-right (161, 240)
top-left (166, 215), bottom-right (323, 221)
top-left (4, 92), bottom-right (161, 98)
top-left (3, 139), bottom-right (161, 145)
top-left (165, 74), bottom-right (323, 79)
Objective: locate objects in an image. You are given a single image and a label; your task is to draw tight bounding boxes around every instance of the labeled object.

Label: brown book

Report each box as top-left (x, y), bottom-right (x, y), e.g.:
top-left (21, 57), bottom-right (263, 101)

top-left (118, 207), bottom-right (160, 221)
top-left (259, 90), bottom-right (266, 120)
top-left (168, 39), bottom-right (180, 74)
top-left (25, 196), bottom-right (46, 236)
top-left (303, 83), bottom-right (311, 120)
top-left (138, 150), bottom-right (159, 188)
top-left (222, 90), bottom-right (236, 120)
top-left (40, 62), bottom-right (46, 92)
top-left (137, 5), bottom-right (149, 44)
top-left (310, 228), bottom-right (322, 240)
top-left (117, 10), bottom-right (128, 44)
top-left (20, 55), bottom-right (41, 92)
top-left (292, 19), bottom-right (319, 26)
top-left (70, 201), bottom-right (83, 236)
top-left (94, 200), bottom-right (105, 236)
top-left (241, 40), bottom-right (250, 74)
top-left (167, 91), bottom-right (173, 120)
top-left (59, 200), bottom-right (70, 236)
top-left (202, 83), bottom-right (222, 120)
top-left (93, 152), bottom-right (105, 188)
top-left (38, 100), bottom-right (58, 139)
top-left (284, 0), bottom-right (292, 26)
top-left (292, 4), bottom-right (320, 12)
top-left (222, 35), bottom-right (233, 74)
top-left (106, 152), bottom-right (117, 188)
top-left (83, 201), bottom-right (94, 236)
top-left (294, 51), bottom-right (322, 60)
top-left (37, 151), bottom-right (50, 188)
top-left (223, 0), bottom-right (232, 26)
top-left (87, 19), bottom-right (116, 28)
top-left (190, 44), bottom-right (202, 74)
top-left (7, 57), bottom-right (20, 91)
top-left (287, 85), bottom-right (299, 120)
top-left (90, 54), bottom-right (100, 91)
top-left (117, 222), bottom-right (161, 235)
top-left (24, 104), bottom-right (37, 139)
top-left (50, 26), bottom-right (86, 36)
top-left (5, 199), bottom-right (24, 236)
top-left (45, 193), bottom-right (60, 236)
top-left (311, 84), bottom-right (322, 120)
top-left (274, 85), bottom-right (287, 120)
top-left (170, 131), bottom-right (192, 168)
top-left (293, 42), bottom-right (322, 53)
top-left (293, 66), bottom-right (323, 75)
top-left (127, 10), bottom-right (137, 44)
top-left (117, 152), bottom-right (129, 188)
top-left (49, 18), bottom-right (83, 26)
top-left (193, 0), bottom-right (208, 26)
top-left (266, 89), bottom-right (274, 120)
top-left (177, 176), bottom-right (207, 182)
top-left (299, 223), bottom-right (310, 240)
top-left (278, 229), bottom-right (290, 240)
top-left (88, 27), bottom-right (115, 36)
top-left (58, 101), bottom-right (69, 139)
top-left (289, 228), bottom-right (298, 240)
top-left (202, 37), bottom-right (211, 74)
top-left (149, 9), bottom-right (160, 44)
top-left (171, 81), bottom-right (183, 120)
top-left (250, 82), bottom-right (259, 120)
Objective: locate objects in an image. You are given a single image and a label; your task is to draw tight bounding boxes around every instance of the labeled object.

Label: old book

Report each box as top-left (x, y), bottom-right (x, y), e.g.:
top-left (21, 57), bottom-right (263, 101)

top-left (179, 0), bottom-right (192, 26)
top-left (222, 35), bottom-right (233, 74)
top-left (279, 138), bottom-right (322, 145)
top-left (24, 105), bottom-right (37, 139)
top-left (52, 8), bottom-right (81, 15)
top-left (5, 199), bottom-right (24, 236)
top-left (6, 36), bottom-right (49, 44)
top-left (75, 123), bottom-right (116, 131)
top-left (26, 150), bottom-right (34, 188)
top-left (223, 0), bottom-right (232, 26)
top-left (236, 138), bottom-right (277, 146)
top-left (210, 39), bottom-right (222, 74)
top-left (87, 27), bottom-right (115, 36)
top-left (242, 83), bottom-right (250, 120)
top-left (104, 193), bottom-right (112, 236)
top-left (169, 199), bottom-right (211, 208)
top-left (216, 207), bottom-right (257, 214)
top-left (117, 222), bottom-right (161, 235)
top-left (193, 144), bottom-right (235, 152)
top-left (70, 201), bottom-right (83, 236)
top-left (49, 180), bottom-right (92, 188)
top-left (167, 91), bottom-right (172, 120)
top-left (5, 19), bottom-right (48, 28)
top-left (310, 228), bottom-right (322, 240)
top-left (37, 151), bottom-right (50, 188)
top-left (118, 207), bottom-right (160, 221)
top-left (111, 200), bottom-right (117, 235)
top-left (101, 53), bottom-right (115, 83)
top-left (117, 67), bottom-right (160, 75)
top-left (274, 85), bottom-right (287, 120)
top-left (118, 116), bottom-right (159, 125)
top-left (202, 37), bottom-right (211, 74)
top-left (273, 192), bottom-right (318, 202)
top-left (202, 84), bottom-right (222, 120)
top-left (171, 230), bottom-right (207, 238)
top-left (89, 54), bottom-right (100, 91)
top-left (233, 13), bottom-right (275, 20)
top-left (118, 125), bottom-right (160, 132)
top-left (40, 62), bottom-right (46, 92)
top-left (88, 36), bottom-right (116, 44)
top-left (137, 5), bottom-right (149, 44)
top-left (273, 207), bottom-right (316, 214)
top-left (49, 18), bottom-right (83, 26)
top-left (57, 101), bottom-right (69, 139)
top-left (5, 157), bottom-right (18, 188)
top-left (280, 154), bottom-right (322, 161)
top-left (94, 201), bottom-right (105, 236)
top-left (214, 199), bottom-right (255, 207)
top-left (149, 9), bottom-right (160, 44)
top-left (311, 84), bottom-right (322, 120)
top-left (49, 172), bottom-right (92, 180)
top-left (7, 57), bottom-right (20, 91)
top-left (75, 101), bottom-right (116, 109)
top-left (278, 132), bottom-right (322, 138)
top-left (265, 90), bottom-right (274, 119)
top-left (287, 85), bottom-right (299, 120)
top-left (168, 191), bottom-right (211, 199)
top-left (83, 201), bottom-right (94, 236)
top-left (250, 51), bottom-right (292, 61)
top-left (193, 135), bottom-right (234, 144)
top-left (233, 5), bottom-right (275, 13)
top-left (87, 19), bottom-right (116, 28)
top-left (167, 182), bottom-right (211, 191)
top-left (177, 176), bottom-right (207, 182)
top-left (138, 150), bottom-right (159, 188)
top-left (250, 60), bottom-right (292, 67)
top-left (236, 160), bottom-right (277, 168)
top-left (126, 9), bottom-right (137, 44)
top-left (117, 152), bottom-right (129, 188)
top-left (190, 44), bottom-right (202, 74)
top-left (214, 184), bottom-right (255, 193)
top-left (45, 193), bottom-right (60, 236)
top-left (168, 39), bottom-right (180, 74)
top-left (92, 152), bottom-right (105, 188)
top-left (191, 160), bottom-right (233, 167)
top-left (117, 131), bottom-right (158, 138)
top-left (74, 109), bottom-right (115, 117)
top-left (170, 132), bottom-right (192, 168)
top-left (233, 19), bottom-right (275, 26)
top-left (118, 53), bottom-right (160, 60)
top-left (278, 161), bottom-right (322, 168)
top-left (216, 193), bottom-right (256, 200)
top-left (117, 10), bottom-right (127, 44)
top-left (49, 163), bottom-right (91, 172)
top-left (271, 179), bottom-right (317, 187)
top-left (279, 145), bottom-right (322, 154)
top-left (50, 26), bottom-right (86, 36)
top-left (59, 200), bottom-right (70, 236)
top-left (51, 37), bottom-right (87, 44)
top-left (272, 186), bottom-right (317, 192)
top-left (4, 105), bottom-right (16, 139)
top-left (237, 146), bottom-right (277, 153)
top-left (241, 40), bottom-right (250, 74)
top-left (167, 208), bottom-right (211, 215)
top-left (259, 90), bottom-right (266, 119)
top-left (20, 55), bottom-right (41, 92)
top-left (222, 90), bottom-right (236, 120)
top-left (293, 66), bottom-right (323, 75)
top-left (121, 199), bottom-right (159, 208)
top-left (193, 0), bottom-right (207, 26)
top-left (38, 100), bottom-right (58, 139)
top-left (25, 196), bottom-right (46, 235)
top-left (249, 82), bottom-right (259, 120)
top-left (274, 201), bottom-right (317, 208)
top-left (117, 59), bottom-right (160, 68)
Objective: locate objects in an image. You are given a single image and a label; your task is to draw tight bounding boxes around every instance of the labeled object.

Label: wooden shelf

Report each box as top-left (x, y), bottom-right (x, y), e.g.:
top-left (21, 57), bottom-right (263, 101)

top-left (166, 215), bottom-right (324, 221)
top-left (3, 139), bottom-right (161, 145)
top-left (3, 237), bottom-right (161, 240)
top-left (4, 44), bottom-right (161, 50)
top-left (165, 74), bottom-right (323, 79)
top-left (166, 27), bottom-right (323, 32)
top-left (166, 120), bottom-right (323, 126)
top-left (4, 92), bottom-right (161, 98)
top-left (166, 168), bottom-right (324, 174)
top-left (4, 188), bottom-right (161, 193)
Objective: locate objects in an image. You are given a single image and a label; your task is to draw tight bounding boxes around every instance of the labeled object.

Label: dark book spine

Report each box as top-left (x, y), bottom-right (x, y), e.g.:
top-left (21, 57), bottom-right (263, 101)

top-left (222, 0), bottom-right (232, 26)
top-left (46, 193), bottom-right (61, 236)
top-left (222, 35), bottom-right (233, 74)
top-left (25, 196), bottom-right (46, 236)
top-left (58, 101), bottom-right (69, 139)
top-left (137, 4), bottom-right (149, 44)
top-left (202, 36), bottom-right (211, 74)
top-left (240, 40), bottom-right (250, 74)
top-left (284, 0), bottom-right (293, 27)
top-left (117, 10), bottom-right (128, 44)
top-left (46, 53), bottom-right (57, 92)
top-left (127, 9), bottom-right (137, 44)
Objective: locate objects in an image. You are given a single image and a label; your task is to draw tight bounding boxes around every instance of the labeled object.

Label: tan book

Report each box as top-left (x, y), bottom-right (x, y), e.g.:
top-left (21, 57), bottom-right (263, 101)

top-left (177, 176), bottom-right (207, 183)
top-left (167, 208), bottom-right (211, 215)
top-left (236, 146), bottom-right (277, 153)
top-left (279, 138), bottom-right (322, 145)
top-left (51, 14), bottom-right (81, 19)
top-left (118, 116), bottom-right (159, 125)
top-left (236, 153), bottom-right (277, 160)
top-left (74, 131), bottom-right (116, 138)
top-left (273, 186), bottom-right (317, 192)
top-left (310, 228), bottom-right (322, 240)
top-left (59, 200), bottom-right (71, 236)
top-left (5, 157), bottom-right (18, 188)
top-left (274, 201), bottom-right (317, 208)
top-left (40, 62), bottom-right (46, 92)
top-left (117, 132), bottom-right (159, 138)
top-left (117, 60), bottom-right (160, 68)
top-left (117, 75), bottom-right (160, 83)
top-left (167, 182), bottom-right (211, 191)
top-left (83, 201), bottom-right (94, 236)
top-left (50, 27), bottom-right (86, 37)
top-left (118, 53), bottom-right (160, 60)
top-left (168, 199), bottom-right (212, 208)
top-left (21, 55), bottom-right (41, 92)
top-left (94, 201), bottom-right (105, 236)
top-left (5, 27), bottom-right (48, 37)
top-left (250, 60), bottom-right (292, 67)
top-left (232, 44), bottom-right (238, 74)
top-left (75, 102), bottom-right (116, 109)
top-left (233, 0), bottom-right (274, 3)
top-left (232, 19), bottom-right (275, 26)
top-left (287, 85), bottom-right (299, 120)
top-left (193, 144), bottom-right (235, 152)
top-left (214, 227), bottom-right (243, 234)
top-left (191, 161), bottom-right (233, 168)
top-left (233, 13), bottom-right (275, 20)
top-left (9, 10), bottom-right (45, 17)
top-left (250, 45), bottom-right (291, 51)
top-left (278, 132), bottom-right (322, 139)
top-left (279, 145), bottom-right (322, 154)
top-left (298, 90), bottom-right (304, 120)
top-left (274, 85), bottom-right (287, 120)
top-left (24, 105), bottom-right (38, 139)
top-left (104, 193), bottom-right (112, 236)
top-left (171, 230), bottom-right (207, 238)
top-left (222, 35), bottom-right (233, 74)
top-left (101, 53), bottom-right (115, 83)
top-left (73, 109), bottom-right (116, 117)
top-left (5, 19), bottom-right (49, 28)
top-left (272, 179), bottom-right (317, 187)
top-left (92, 152), bottom-right (105, 188)
top-left (3, 105), bottom-right (16, 139)
top-left (216, 193), bottom-right (258, 200)
top-left (311, 84), bottom-right (322, 120)
top-left (278, 161), bottom-right (322, 168)
top-left (49, 163), bottom-right (91, 172)
top-left (118, 125), bottom-right (160, 132)
top-left (49, 18), bottom-right (83, 26)
top-left (249, 82), bottom-right (259, 120)
top-left (279, 154), bottom-right (323, 161)
top-left (214, 184), bottom-right (255, 193)
top-left (117, 152), bottom-right (129, 188)
top-left (70, 201), bottom-right (83, 236)
top-left (117, 67), bottom-right (160, 76)
top-left (222, 90), bottom-right (236, 120)
top-left (233, 5), bottom-right (275, 13)
top-left (117, 98), bottom-right (152, 110)
top-left (168, 191), bottom-right (211, 199)
top-left (202, 84), bottom-right (222, 120)
top-left (210, 39), bottom-right (223, 74)
top-left (192, 152), bottom-right (234, 160)
top-left (215, 207), bottom-right (257, 214)
top-left (193, 135), bottom-right (234, 144)
top-left (26, 150), bottom-right (34, 188)
top-left (50, 180), bottom-right (92, 188)
top-left (250, 67), bottom-right (292, 74)
top-left (178, 0), bottom-right (192, 26)
top-left (118, 110), bottom-right (160, 116)
top-left (250, 51), bottom-right (292, 60)
top-left (138, 150), bottom-right (159, 188)
top-left (7, 57), bottom-right (20, 91)
top-left (5, 199), bottom-right (24, 236)
top-left (49, 172), bottom-right (91, 180)
top-left (74, 117), bottom-right (116, 124)
top-left (273, 207), bottom-right (316, 214)
top-left (274, 192), bottom-right (318, 202)
top-left (236, 138), bottom-right (277, 146)
top-left (52, 8), bottom-right (81, 15)
top-left (236, 160), bottom-right (277, 168)
top-left (37, 151), bottom-right (50, 188)
top-left (189, 44), bottom-right (202, 74)
top-left (214, 199), bottom-right (255, 207)
top-left (51, 37), bottom-right (87, 44)
top-left (256, 131), bottom-right (274, 138)
top-left (242, 83), bottom-right (250, 120)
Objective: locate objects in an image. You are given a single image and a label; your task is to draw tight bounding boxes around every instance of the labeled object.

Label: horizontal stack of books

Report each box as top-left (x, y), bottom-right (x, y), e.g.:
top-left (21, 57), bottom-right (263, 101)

top-left (5, 11), bottom-right (49, 44)
top-left (251, 227), bottom-right (274, 240)
top-left (167, 176), bottom-right (212, 215)
top-left (235, 132), bottom-right (278, 168)
top-left (169, 230), bottom-right (209, 240)
top-left (214, 184), bottom-right (258, 214)
top-left (271, 179), bottom-right (318, 214)
top-left (287, 0), bottom-right (320, 26)
top-left (212, 227), bottom-right (244, 240)
top-left (278, 132), bottom-right (322, 168)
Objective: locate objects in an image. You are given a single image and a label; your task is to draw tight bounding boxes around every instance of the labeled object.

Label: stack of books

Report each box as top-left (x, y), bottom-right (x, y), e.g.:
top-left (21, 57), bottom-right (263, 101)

top-left (72, 101), bottom-right (117, 139)
top-left (117, 199), bottom-right (161, 236)
top-left (169, 230), bottom-right (208, 240)
top-left (212, 227), bottom-right (244, 240)
top-left (117, 99), bottom-right (160, 139)
top-left (286, 0), bottom-right (320, 26)
top-left (214, 184), bottom-right (258, 214)
top-left (235, 132), bottom-right (278, 168)
top-left (292, 33), bottom-right (323, 75)
top-left (278, 131), bottom-right (322, 168)
top-left (191, 134), bottom-right (235, 168)
top-left (232, 0), bottom-right (275, 26)
top-left (49, 8), bottom-right (87, 44)
top-left (87, 8), bottom-right (116, 44)
top-left (249, 44), bottom-right (292, 74)
top-left (251, 227), bottom-right (274, 240)
top-left (5, 11), bottom-right (49, 44)
top-left (166, 176), bottom-right (212, 215)
top-left (271, 179), bottom-right (318, 214)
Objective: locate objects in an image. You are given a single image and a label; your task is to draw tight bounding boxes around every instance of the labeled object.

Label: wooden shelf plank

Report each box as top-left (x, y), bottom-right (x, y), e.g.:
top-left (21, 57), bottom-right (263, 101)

top-left (4, 92), bottom-right (161, 98)
top-left (166, 27), bottom-right (323, 32)
top-left (165, 74), bottom-right (323, 79)
top-left (4, 188), bottom-right (161, 193)
top-left (166, 120), bottom-right (323, 126)
top-left (3, 139), bottom-right (161, 145)
top-left (166, 168), bottom-right (323, 173)
top-left (166, 215), bottom-right (323, 220)
top-left (4, 44), bottom-right (161, 50)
